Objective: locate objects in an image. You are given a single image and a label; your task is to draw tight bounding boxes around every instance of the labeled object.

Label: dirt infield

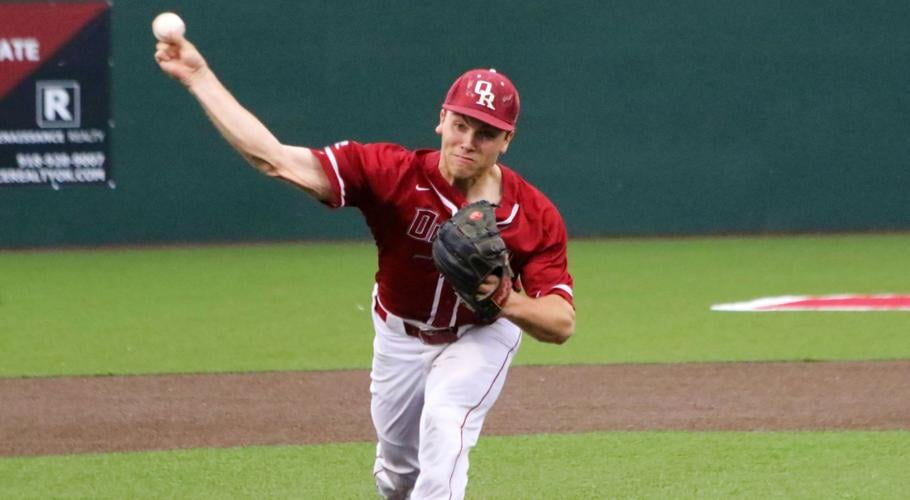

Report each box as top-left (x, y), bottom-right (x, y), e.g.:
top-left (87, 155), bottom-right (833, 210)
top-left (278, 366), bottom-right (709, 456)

top-left (2, 360), bottom-right (908, 457)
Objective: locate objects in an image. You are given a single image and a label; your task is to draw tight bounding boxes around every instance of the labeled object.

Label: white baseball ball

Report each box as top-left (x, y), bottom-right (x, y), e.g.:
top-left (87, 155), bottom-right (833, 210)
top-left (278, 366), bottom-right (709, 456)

top-left (152, 12), bottom-right (185, 42)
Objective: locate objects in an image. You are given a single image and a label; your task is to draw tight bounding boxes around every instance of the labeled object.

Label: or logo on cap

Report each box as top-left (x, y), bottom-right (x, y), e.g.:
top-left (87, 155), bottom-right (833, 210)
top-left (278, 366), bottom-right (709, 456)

top-left (474, 80), bottom-right (495, 110)
top-left (469, 211), bottom-right (483, 221)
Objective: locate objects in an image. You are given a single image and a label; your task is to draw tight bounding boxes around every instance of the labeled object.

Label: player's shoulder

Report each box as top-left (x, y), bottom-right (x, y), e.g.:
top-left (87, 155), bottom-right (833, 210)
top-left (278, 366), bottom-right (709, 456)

top-left (358, 141), bottom-right (414, 161)
top-left (336, 141), bottom-right (424, 172)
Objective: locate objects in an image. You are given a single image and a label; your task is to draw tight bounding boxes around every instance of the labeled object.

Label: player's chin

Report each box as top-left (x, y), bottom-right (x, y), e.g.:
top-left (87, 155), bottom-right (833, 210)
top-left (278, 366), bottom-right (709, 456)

top-left (449, 160), bottom-right (482, 179)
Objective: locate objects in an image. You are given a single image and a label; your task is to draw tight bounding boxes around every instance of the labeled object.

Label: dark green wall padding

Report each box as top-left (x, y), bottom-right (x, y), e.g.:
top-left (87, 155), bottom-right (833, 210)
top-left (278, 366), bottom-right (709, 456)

top-left (3, 1), bottom-right (909, 248)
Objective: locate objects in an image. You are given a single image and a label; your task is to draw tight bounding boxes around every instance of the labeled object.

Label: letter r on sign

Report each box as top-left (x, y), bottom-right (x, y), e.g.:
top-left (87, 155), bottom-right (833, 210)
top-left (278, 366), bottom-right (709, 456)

top-left (36, 80), bottom-right (81, 128)
top-left (44, 89), bottom-right (71, 121)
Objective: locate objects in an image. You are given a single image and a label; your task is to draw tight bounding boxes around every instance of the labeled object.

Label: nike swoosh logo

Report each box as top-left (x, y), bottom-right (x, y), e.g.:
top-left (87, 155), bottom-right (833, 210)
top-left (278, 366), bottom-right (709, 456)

top-left (416, 185), bottom-right (431, 191)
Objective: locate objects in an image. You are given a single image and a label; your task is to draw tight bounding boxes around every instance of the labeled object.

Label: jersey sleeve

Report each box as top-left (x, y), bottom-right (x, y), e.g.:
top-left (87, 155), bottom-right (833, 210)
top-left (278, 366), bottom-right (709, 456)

top-left (309, 141), bottom-right (411, 208)
top-left (519, 205), bottom-right (574, 306)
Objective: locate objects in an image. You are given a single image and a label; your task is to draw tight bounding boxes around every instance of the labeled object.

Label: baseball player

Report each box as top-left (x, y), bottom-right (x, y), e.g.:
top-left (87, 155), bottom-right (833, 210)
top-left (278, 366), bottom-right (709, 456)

top-left (155, 33), bottom-right (574, 500)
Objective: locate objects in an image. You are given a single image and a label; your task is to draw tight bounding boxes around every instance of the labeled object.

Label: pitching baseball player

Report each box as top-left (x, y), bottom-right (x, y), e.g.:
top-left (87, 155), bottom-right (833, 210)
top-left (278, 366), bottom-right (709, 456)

top-left (156, 32), bottom-right (575, 500)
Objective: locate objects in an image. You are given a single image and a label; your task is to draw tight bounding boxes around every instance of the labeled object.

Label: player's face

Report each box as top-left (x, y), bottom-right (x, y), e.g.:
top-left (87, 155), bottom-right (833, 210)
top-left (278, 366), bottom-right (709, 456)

top-left (436, 111), bottom-right (513, 181)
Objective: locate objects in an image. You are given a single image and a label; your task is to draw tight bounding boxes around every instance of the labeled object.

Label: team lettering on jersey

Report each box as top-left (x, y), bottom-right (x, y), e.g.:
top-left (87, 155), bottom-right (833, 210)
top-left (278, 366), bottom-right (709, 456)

top-left (407, 208), bottom-right (441, 243)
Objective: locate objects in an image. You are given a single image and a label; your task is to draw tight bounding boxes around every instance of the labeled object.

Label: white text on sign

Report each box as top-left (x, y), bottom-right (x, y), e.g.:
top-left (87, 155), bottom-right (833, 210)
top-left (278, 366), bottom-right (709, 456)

top-left (0, 38), bottom-right (40, 62)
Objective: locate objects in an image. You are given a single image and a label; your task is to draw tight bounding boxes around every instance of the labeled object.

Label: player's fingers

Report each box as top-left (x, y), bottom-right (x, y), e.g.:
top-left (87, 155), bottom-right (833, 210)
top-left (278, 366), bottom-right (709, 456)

top-left (158, 34), bottom-right (192, 51)
top-left (155, 50), bottom-right (174, 63)
top-left (476, 275), bottom-right (501, 298)
top-left (169, 33), bottom-right (188, 45)
top-left (161, 50), bottom-right (182, 63)
top-left (155, 42), bottom-right (180, 57)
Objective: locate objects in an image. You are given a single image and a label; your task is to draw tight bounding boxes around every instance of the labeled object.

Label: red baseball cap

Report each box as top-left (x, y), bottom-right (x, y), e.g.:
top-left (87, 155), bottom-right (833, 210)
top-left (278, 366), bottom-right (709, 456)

top-left (442, 68), bottom-right (520, 131)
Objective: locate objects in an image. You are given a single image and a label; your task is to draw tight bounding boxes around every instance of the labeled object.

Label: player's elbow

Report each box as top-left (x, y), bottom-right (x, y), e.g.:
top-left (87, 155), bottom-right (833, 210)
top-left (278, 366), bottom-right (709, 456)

top-left (551, 312), bottom-right (575, 344)
top-left (552, 296), bottom-right (576, 343)
top-left (246, 155), bottom-right (279, 176)
top-left (535, 307), bottom-right (574, 345)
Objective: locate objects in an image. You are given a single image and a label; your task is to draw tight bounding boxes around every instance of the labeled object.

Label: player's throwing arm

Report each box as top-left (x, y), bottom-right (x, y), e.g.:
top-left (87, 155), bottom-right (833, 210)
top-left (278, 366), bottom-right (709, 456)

top-left (151, 13), bottom-right (332, 201)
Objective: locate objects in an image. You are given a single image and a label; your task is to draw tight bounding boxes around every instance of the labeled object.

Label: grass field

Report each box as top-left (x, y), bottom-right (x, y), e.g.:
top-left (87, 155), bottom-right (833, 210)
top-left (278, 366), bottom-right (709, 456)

top-left (1, 234), bottom-right (908, 377)
top-left (1, 432), bottom-right (908, 499)
top-left (1, 233), bottom-right (908, 498)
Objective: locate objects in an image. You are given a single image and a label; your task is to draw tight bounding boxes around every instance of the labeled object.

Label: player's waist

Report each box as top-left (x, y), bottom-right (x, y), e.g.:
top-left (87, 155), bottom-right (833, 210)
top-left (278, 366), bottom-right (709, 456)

top-left (373, 294), bottom-right (465, 345)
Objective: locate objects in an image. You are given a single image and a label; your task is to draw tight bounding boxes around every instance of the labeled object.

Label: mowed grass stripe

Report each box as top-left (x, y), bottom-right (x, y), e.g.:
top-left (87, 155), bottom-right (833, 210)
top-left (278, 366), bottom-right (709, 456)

top-left (1, 234), bottom-right (908, 377)
top-left (0, 432), bottom-right (907, 499)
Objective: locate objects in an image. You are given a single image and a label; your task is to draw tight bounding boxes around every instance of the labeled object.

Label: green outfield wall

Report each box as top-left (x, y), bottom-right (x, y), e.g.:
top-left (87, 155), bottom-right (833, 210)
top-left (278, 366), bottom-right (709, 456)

top-left (2, 1), bottom-right (908, 248)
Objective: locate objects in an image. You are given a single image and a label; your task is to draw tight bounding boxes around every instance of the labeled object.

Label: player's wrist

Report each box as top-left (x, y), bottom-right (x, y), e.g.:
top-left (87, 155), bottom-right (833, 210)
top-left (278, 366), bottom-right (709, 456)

top-left (185, 65), bottom-right (215, 93)
top-left (496, 288), bottom-right (522, 317)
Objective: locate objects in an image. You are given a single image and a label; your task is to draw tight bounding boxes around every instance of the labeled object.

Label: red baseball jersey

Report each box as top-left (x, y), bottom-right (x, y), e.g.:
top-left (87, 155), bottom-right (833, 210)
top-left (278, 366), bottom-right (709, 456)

top-left (311, 141), bottom-right (574, 328)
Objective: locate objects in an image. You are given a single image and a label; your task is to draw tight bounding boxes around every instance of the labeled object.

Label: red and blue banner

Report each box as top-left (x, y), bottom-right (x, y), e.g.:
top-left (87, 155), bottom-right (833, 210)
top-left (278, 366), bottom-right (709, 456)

top-left (0, 1), bottom-right (112, 187)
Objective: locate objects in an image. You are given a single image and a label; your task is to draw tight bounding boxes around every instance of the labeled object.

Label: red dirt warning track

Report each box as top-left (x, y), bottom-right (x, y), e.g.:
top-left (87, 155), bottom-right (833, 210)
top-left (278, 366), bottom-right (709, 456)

top-left (1, 360), bottom-right (908, 457)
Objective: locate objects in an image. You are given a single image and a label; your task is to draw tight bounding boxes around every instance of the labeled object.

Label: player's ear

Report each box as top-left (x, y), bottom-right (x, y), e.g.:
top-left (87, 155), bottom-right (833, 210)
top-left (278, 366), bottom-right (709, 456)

top-left (500, 130), bottom-right (514, 154)
top-left (435, 109), bottom-right (446, 135)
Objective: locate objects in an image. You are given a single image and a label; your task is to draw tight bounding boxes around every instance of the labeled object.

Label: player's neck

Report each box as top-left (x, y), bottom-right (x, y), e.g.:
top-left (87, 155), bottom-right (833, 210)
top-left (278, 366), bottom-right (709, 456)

top-left (450, 164), bottom-right (502, 205)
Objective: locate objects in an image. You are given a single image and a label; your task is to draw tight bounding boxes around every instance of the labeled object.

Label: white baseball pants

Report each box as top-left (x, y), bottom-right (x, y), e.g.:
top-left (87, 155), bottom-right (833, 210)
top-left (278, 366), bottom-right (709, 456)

top-left (370, 297), bottom-right (521, 500)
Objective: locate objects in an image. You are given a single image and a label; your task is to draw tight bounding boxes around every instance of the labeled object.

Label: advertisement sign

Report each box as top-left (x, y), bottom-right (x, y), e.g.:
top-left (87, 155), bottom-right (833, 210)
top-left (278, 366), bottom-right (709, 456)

top-left (0, 1), bottom-right (112, 188)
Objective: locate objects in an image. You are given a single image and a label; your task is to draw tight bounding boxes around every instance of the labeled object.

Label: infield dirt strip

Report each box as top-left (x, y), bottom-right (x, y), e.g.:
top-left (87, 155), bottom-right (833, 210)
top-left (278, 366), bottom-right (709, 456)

top-left (1, 360), bottom-right (909, 457)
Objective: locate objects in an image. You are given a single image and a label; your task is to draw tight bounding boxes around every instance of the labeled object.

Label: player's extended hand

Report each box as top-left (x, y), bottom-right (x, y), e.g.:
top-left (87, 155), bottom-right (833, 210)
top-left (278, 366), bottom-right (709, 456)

top-left (154, 35), bottom-right (208, 87)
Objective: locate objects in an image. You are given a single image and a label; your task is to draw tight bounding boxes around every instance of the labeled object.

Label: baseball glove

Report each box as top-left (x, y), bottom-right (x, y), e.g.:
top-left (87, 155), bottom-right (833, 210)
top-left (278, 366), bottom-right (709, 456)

top-left (432, 200), bottom-right (512, 322)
